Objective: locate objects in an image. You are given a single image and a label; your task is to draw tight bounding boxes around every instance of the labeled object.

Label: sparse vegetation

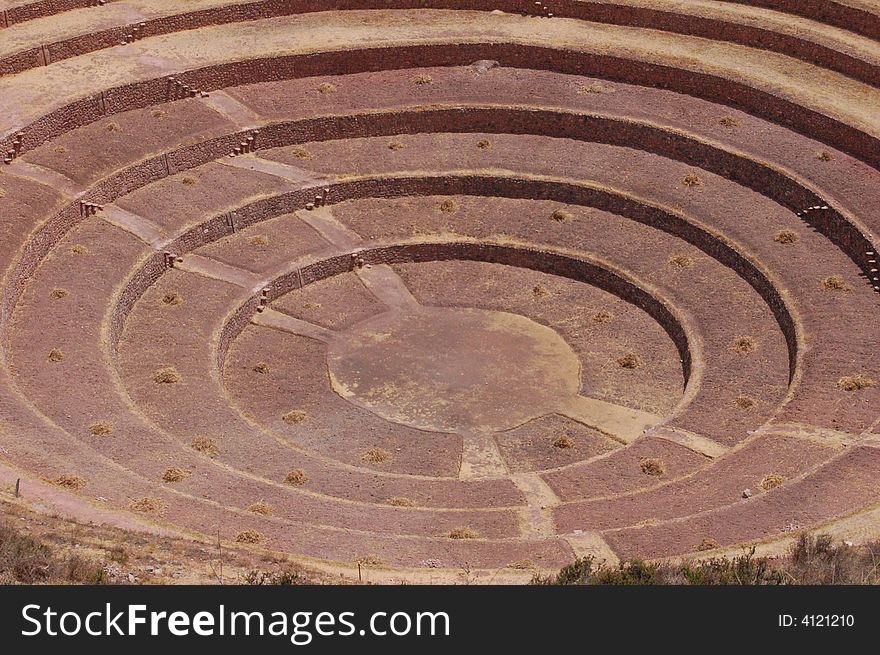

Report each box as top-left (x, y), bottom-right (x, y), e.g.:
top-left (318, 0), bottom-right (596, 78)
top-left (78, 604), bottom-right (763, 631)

top-left (616, 352), bottom-right (641, 369)
top-left (532, 284), bottom-right (549, 299)
top-left (47, 348), bottom-right (64, 363)
top-left (592, 310), bottom-right (613, 323)
top-left (181, 176), bottom-right (198, 186)
top-left (248, 502), bottom-right (273, 516)
top-left (550, 209), bottom-right (574, 223)
top-left (253, 362), bottom-right (270, 374)
top-left (552, 436), bottom-right (575, 449)
top-left (477, 138), bottom-right (492, 149)
top-left (291, 146), bottom-right (312, 160)
top-left (640, 458), bottom-right (666, 476)
top-left (88, 421), bottom-right (113, 436)
top-left (821, 275), bottom-right (851, 292)
top-left (54, 474), bottom-right (86, 490)
top-left (682, 174), bottom-right (702, 187)
top-left (447, 528), bottom-right (479, 540)
top-left (730, 336), bottom-right (757, 354)
top-left (129, 497), bottom-right (164, 514)
top-left (69, 244), bottom-right (89, 255)
top-left (411, 74), bottom-right (433, 85)
top-left (162, 468), bottom-right (189, 483)
top-left (50, 288), bottom-right (69, 299)
top-left (191, 435), bottom-right (220, 457)
top-left (356, 555), bottom-right (384, 566)
top-left (735, 395), bottom-right (756, 409)
top-left (235, 530), bottom-right (263, 544)
top-left (362, 447), bottom-right (392, 464)
top-left (106, 122), bottom-right (122, 133)
top-left (0, 522), bottom-right (108, 584)
top-left (719, 116), bottom-right (739, 127)
top-left (760, 473), bottom-right (785, 491)
top-left (282, 410), bottom-right (308, 425)
top-left (773, 229), bottom-right (799, 244)
top-left (667, 255), bottom-right (694, 269)
top-left (438, 199), bottom-right (456, 213)
top-left (151, 109), bottom-right (165, 118)
top-left (284, 469), bottom-right (309, 486)
top-left (388, 142), bottom-right (405, 151)
top-left (386, 496), bottom-right (415, 507)
top-left (316, 82), bottom-right (336, 94)
top-left (161, 292), bottom-right (182, 306)
top-left (153, 367), bottom-right (181, 384)
top-left (248, 235), bottom-right (269, 247)
top-left (578, 83), bottom-right (614, 94)
top-left (697, 538), bottom-right (721, 551)
top-left (244, 569), bottom-right (304, 585)
top-left (817, 151), bottom-right (834, 161)
top-left (837, 374), bottom-right (875, 392)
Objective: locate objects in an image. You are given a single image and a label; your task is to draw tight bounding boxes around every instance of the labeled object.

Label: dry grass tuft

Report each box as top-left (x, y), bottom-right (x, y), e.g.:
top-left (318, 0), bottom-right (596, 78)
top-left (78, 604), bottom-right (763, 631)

top-left (284, 469), bottom-right (309, 486)
top-left (292, 145), bottom-right (312, 160)
top-left (248, 502), bottom-right (273, 516)
top-left (616, 352), bottom-right (641, 369)
top-left (532, 284), bottom-right (549, 299)
top-left (719, 116), bottom-right (739, 127)
top-left (282, 410), bottom-right (308, 425)
top-left (386, 496), bottom-right (415, 507)
top-left (54, 474), bottom-right (86, 490)
top-left (50, 288), bottom-right (69, 299)
top-left (821, 275), bottom-right (851, 292)
top-left (682, 174), bottom-right (702, 187)
top-left (552, 436), bottom-right (575, 449)
top-left (69, 244), bottom-right (88, 255)
top-left (411, 74), bottom-right (433, 85)
top-left (578, 83), bottom-right (614, 94)
top-left (47, 349), bottom-right (64, 363)
top-left (773, 229), bottom-right (799, 244)
top-left (730, 336), bottom-right (757, 354)
top-left (592, 310), bottom-right (613, 323)
top-left (235, 530), bottom-right (263, 544)
top-left (550, 209), bottom-right (574, 223)
top-left (180, 176), bottom-right (198, 186)
top-left (477, 138), bottom-right (492, 149)
top-left (356, 554), bottom-right (384, 566)
top-left (760, 473), bottom-right (785, 491)
top-left (162, 468), bottom-right (189, 483)
top-left (88, 421), bottom-right (113, 437)
top-left (735, 395), bottom-right (756, 409)
top-left (129, 497), bottom-right (164, 514)
top-left (151, 109), bottom-right (165, 118)
top-left (191, 436), bottom-right (220, 457)
top-left (388, 141), bottom-right (405, 151)
top-left (438, 199), bottom-right (456, 213)
top-left (252, 362), bottom-right (270, 374)
top-left (837, 374), bottom-right (875, 392)
top-left (106, 122), bottom-right (122, 133)
top-left (817, 151), bottom-right (834, 162)
top-left (153, 367), bottom-right (181, 384)
top-left (640, 458), bottom-right (666, 476)
top-left (316, 82), bottom-right (336, 94)
top-left (53, 145), bottom-right (68, 154)
top-left (447, 527), bottom-right (479, 540)
top-left (667, 255), bottom-right (694, 269)
top-left (507, 560), bottom-right (535, 570)
top-left (362, 447), bottom-right (392, 464)
top-left (248, 235), bottom-right (269, 247)
top-left (696, 538), bottom-right (721, 551)
top-left (0, 187), bottom-right (5, 199)
top-left (161, 292), bottom-right (182, 306)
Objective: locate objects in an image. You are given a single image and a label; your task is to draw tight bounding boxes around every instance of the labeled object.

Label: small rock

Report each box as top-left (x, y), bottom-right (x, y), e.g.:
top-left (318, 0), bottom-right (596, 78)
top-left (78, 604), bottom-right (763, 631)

top-left (742, 489), bottom-right (753, 498)
top-left (844, 540), bottom-right (854, 547)
top-left (471, 60), bottom-right (499, 74)
top-left (127, 573), bottom-right (137, 583)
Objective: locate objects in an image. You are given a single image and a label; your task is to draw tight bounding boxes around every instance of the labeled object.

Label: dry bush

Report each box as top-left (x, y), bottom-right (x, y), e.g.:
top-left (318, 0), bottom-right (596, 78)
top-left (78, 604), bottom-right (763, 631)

top-left (292, 146), bottom-right (312, 160)
top-left (153, 367), bottom-right (181, 384)
top-left (303, 302), bottom-right (321, 310)
top-left (667, 255), bottom-right (694, 269)
top-left (50, 288), bottom-right (69, 299)
top-left (386, 496), bottom-right (415, 507)
top-left (192, 435), bottom-right (220, 457)
top-left (106, 122), bottom-right (122, 133)
top-left (180, 176), bottom-right (197, 186)
top-left (552, 436), bottom-right (575, 449)
top-left (477, 138), bottom-right (492, 149)
top-left (362, 447), bottom-right (392, 464)
top-left (0, 523), bottom-right (107, 584)
top-left (47, 348), bottom-right (64, 363)
top-left (640, 458), bottom-right (666, 476)
top-left (719, 116), bottom-right (739, 127)
top-left (837, 374), bottom-right (875, 392)
top-left (532, 284), bottom-right (549, 299)
top-left (161, 292), bottom-right (182, 306)
top-left (696, 538), bottom-right (721, 551)
top-left (507, 560), bottom-right (535, 570)
top-left (151, 109), bottom-right (165, 118)
top-left (0, 187), bottom-right (5, 199)
top-left (616, 352), bottom-right (641, 369)
top-left (411, 74), bottom-right (433, 85)
top-left (129, 497), bottom-right (165, 514)
top-left (282, 410), bottom-right (308, 425)
top-left (53, 145), bottom-right (68, 154)
top-left (438, 199), bottom-right (456, 213)
top-left (162, 468), bottom-right (189, 483)
top-left (682, 174), bottom-right (702, 187)
top-left (54, 474), bottom-right (86, 490)
top-left (773, 229), bottom-right (799, 244)
top-left (248, 502), bottom-right (273, 516)
top-left (235, 530), bottom-right (263, 544)
top-left (356, 555), bottom-right (384, 566)
top-left (592, 310), bottom-right (613, 323)
top-left (730, 336), bottom-right (757, 354)
top-left (821, 275), bottom-right (851, 292)
top-left (735, 395), bottom-right (756, 409)
top-left (316, 82), bottom-right (336, 94)
top-left (248, 235), bottom-right (269, 247)
top-left (578, 83), bottom-right (614, 94)
top-left (550, 209), bottom-right (574, 223)
top-left (69, 244), bottom-right (89, 255)
top-left (284, 469), bottom-right (309, 486)
top-left (817, 151), bottom-right (834, 161)
top-left (252, 362), bottom-right (270, 374)
top-left (447, 527), bottom-right (479, 540)
top-left (388, 142), bottom-right (405, 151)
top-left (88, 421), bottom-right (113, 436)
top-left (760, 473), bottom-right (785, 491)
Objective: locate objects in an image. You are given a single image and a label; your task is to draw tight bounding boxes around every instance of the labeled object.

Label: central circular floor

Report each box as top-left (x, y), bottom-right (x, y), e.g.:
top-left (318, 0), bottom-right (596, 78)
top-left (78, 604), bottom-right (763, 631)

top-left (326, 306), bottom-right (581, 433)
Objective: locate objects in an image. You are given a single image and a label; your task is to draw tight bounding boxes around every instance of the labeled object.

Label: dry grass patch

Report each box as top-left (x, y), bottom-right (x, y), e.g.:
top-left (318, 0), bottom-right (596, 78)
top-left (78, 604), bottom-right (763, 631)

top-left (696, 538), bottom-right (721, 551)
top-left (235, 530), bottom-right (263, 544)
top-left (411, 74), bottom-right (433, 85)
top-left (106, 122), bottom-right (122, 133)
top-left (550, 209), bottom-right (574, 223)
top-left (730, 336), bottom-right (757, 354)
top-left (248, 502), bottom-right (273, 516)
top-left (253, 362), bottom-right (270, 374)
top-left (388, 142), bottom-right (405, 151)
top-left (532, 284), bottom-right (549, 299)
top-left (578, 83), bottom-right (614, 94)
top-left (191, 435), bottom-right (220, 457)
top-left (161, 292), bottom-right (181, 306)
top-left (162, 468), bottom-right (189, 483)
top-left (0, 187), bottom-right (5, 199)
top-left (50, 288), bottom-right (69, 299)
top-left (69, 244), bottom-right (88, 255)
top-left (248, 234), bottom-right (269, 247)
top-left (592, 310), bottom-right (613, 323)
top-left (616, 352), bottom-right (641, 369)
top-left (282, 410), bottom-right (308, 425)
top-left (837, 374), bottom-right (875, 392)
top-left (682, 174), bottom-right (702, 187)
top-left (438, 199), bottom-right (456, 213)
top-left (640, 458), bottom-right (666, 476)
top-left (386, 496), bottom-right (415, 507)
top-left (552, 436), bottom-right (575, 449)
top-left (477, 138), bottom-right (492, 149)
top-left (316, 82), bottom-right (336, 94)
top-left (54, 474), bottom-right (86, 491)
top-left (773, 229), bottom-right (799, 244)
top-left (291, 145), bottom-right (312, 160)
top-left (735, 395), bottom-right (756, 409)
top-left (821, 275), bottom-right (851, 292)
top-left (88, 421), bottom-right (113, 436)
top-left (47, 349), bottom-right (64, 363)
top-left (362, 447), bottom-right (391, 464)
top-left (153, 367), bottom-right (181, 384)
top-left (447, 527), bottom-right (479, 540)
top-left (507, 560), bottom-right (535, 570)
top-left (151, 109), bottom-right (165, 118)
top-left (129, 497), bottom-right (164, 514)
top-left (284, 469), bottom-right (309, 486)
top-left (667, 255), bottom-right (694, 269)
top-left (760, 473), bottom-right (785, 491)
top-left (719, 116), bottom-right (739, 127)
top-left (356, 555), bottom-right (384, 566)
top-left (180, 176), bottom-right (198, 186)
top-left (817, 151), bottom-right (834, 161)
